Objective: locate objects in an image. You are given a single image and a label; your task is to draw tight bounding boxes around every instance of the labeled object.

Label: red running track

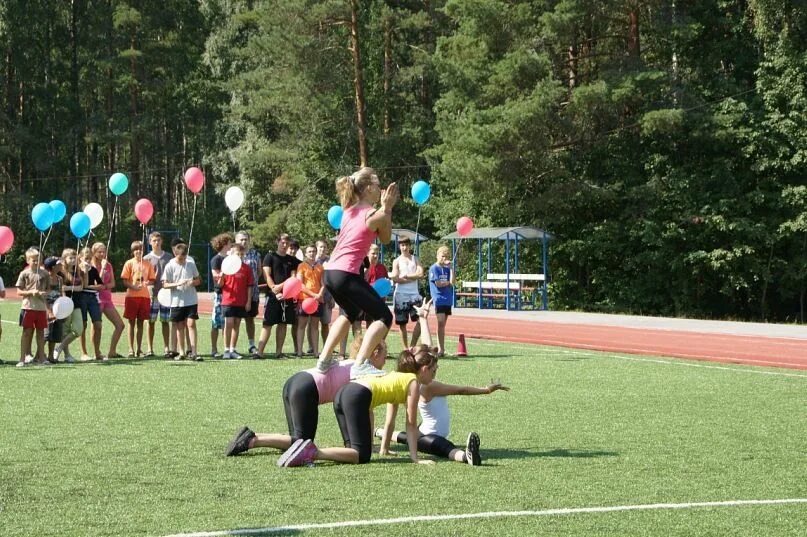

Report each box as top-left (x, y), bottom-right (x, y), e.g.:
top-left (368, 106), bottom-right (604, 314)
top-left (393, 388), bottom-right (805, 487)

top-left (6, 290), bottom-right (806, 370)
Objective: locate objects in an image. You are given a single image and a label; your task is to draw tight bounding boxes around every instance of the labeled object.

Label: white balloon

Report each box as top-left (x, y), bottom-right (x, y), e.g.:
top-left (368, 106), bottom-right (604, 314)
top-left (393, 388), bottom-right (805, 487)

top-left (225, 186), bottom-right (245, 212)
top-left (53, 297), bottom-right (75, 320)
top-left (157, 288), bottom-right (172, 308)
top-left (221, 254), bottom-right (242, 276)
top-left (84, 202), bottom-right (104, 229)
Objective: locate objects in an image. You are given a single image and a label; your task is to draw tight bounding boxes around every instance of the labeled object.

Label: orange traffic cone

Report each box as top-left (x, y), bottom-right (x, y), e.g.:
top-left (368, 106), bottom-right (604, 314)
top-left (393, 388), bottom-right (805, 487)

top-left (456, 334), bottom-right (468, 357)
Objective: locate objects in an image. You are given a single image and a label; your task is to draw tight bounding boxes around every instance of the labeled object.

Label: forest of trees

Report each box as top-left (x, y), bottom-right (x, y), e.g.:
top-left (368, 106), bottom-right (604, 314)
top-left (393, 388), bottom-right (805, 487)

top-left (0, 1), bottom-right (805, 322)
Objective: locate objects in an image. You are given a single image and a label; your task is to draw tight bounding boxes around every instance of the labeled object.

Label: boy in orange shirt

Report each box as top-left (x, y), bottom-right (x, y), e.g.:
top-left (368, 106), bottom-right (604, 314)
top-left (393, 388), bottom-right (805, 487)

top-left (121, 241), bottom-right (157, 357)
top-left (296, 245), bottom-right (325, 357)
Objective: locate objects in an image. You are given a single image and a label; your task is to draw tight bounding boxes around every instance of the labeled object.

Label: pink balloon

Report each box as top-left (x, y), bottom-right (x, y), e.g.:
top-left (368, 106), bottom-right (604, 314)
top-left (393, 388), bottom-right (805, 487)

top-left (0, 226), bottom-right (14, 254)
top-left (456, 216), bottom-right (474, 237)
top-left (282, 278), bottom-right (302, 299)
top-left (135, 199), bottom-right (154, 225)
top-left (302, 297), bottom-right (319, 315)
top-left (184, 167), bottom-right (205, 194)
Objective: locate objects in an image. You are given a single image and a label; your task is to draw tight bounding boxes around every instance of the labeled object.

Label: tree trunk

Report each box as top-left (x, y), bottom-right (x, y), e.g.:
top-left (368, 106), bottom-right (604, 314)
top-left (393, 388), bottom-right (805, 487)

top-left (382, 15), bottom-right (392, 137)
top-left (70, 0), bottom-right (82, 180)
top-left (129, 27), bottom-right (141, 190)
top-left (627, 7), bottom-right (640, 59)
top-left (349, 0), bottom-right (368, 167)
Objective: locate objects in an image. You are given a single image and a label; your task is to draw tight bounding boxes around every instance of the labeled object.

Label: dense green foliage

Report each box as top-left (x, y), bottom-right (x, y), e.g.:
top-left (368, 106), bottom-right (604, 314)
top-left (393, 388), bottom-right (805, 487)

top-left (1, 1), bottom-right (805, 321)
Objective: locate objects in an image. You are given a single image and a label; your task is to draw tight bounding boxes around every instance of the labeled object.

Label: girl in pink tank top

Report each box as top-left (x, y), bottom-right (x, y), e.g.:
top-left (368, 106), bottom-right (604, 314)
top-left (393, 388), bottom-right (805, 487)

top-left (315, 167), bottom-right (400, 379)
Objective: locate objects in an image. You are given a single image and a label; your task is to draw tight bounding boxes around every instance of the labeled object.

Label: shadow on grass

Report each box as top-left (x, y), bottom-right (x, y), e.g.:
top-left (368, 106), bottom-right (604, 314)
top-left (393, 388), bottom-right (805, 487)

top-left (484, 447), bottom-right (619, 460)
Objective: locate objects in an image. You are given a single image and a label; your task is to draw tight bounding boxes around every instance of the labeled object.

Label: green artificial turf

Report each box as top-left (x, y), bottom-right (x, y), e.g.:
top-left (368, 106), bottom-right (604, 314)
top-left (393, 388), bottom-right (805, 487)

top-left (0, 301), bottom-right (805, 536)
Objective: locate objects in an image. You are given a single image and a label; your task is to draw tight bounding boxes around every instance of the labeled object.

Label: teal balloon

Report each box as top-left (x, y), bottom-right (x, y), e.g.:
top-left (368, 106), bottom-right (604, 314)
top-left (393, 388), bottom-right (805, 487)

top-left (327, 205), bottom-right (344, 230)
top-left (49, 200), bottom-right (67, 223)
top-left (109, 172), bottom-right (129, 196)
top-left (69, 212), bottom-right (91, 239)
top-left (411, 180), bottom-right (431, 205)
top-left (31, 203), bottom-right (55, 232)
top-left (372, 277), bottom-right (392, 298)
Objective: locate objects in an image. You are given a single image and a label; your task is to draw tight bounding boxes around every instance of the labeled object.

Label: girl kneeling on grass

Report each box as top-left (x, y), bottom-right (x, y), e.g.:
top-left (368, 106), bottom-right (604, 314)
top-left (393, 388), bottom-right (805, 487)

top-left (277, 345), bottom-right (439, 467)
top-left (383, 300), bottom-right (509, 466)
top-left (223, 342), bottom-right (388, 457)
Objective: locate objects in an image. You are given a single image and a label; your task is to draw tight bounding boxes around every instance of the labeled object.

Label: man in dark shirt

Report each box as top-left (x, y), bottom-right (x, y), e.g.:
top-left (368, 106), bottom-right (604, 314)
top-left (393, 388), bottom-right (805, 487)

top-left (256, 233), bottom-right (300, 358)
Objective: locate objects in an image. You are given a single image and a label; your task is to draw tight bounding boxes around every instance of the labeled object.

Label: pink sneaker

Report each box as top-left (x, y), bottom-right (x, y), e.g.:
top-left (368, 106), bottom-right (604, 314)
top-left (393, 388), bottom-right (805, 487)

top-left (277, 439), bottom-right (317, 468)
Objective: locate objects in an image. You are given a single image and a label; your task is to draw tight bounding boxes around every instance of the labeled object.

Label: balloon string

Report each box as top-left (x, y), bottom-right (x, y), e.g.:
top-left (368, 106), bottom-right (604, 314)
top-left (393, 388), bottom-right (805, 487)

top-left (414, 206), bottom-right (421, 252)
top-left (188, 195), bottom-right (198, 255)
top-left (105, 196), bottom-right (119, 251)
top-left (41, 225), bottom-right (53, 254)
top-left (451, 237), bottom-right (463, 266)
top-left (37, 232), bottom-right (44, 264)
top-left (232, 211), bottom-right (236, 234)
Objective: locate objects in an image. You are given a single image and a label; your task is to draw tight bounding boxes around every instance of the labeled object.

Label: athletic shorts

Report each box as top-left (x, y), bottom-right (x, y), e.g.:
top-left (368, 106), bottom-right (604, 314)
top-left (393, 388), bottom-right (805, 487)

top-left (435, 305), bottom-right (452, 316)
top-left (246, 300), bottom-right (260, 318)
top-left (46, 318), bottom-right (64, 342)
top-left (263, 297), bottom-right (295, 326)
top-left (124, 296), bottom-right (151, 321)
top-left (170, 304), bottom-right (198, 323)
top-left (222, 305), bottom-right (247, 318)
top-left (211, 293), bottom-right (224, 329)
top-left (76, 292), bottom-right (103, 323)
top-left (394, 297), bottom-right (422, 325)
top-left (20, 309), bottom-right (48, 330)
top-left (150, 298), bottom-right (170, 322)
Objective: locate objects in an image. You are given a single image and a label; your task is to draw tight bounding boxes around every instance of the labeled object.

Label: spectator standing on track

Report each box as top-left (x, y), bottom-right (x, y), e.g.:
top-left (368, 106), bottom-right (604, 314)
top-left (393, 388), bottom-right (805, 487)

top-left (144, 231), bottom-right (173, 357)
top-left (256, 233), bottom-right (300, 358)
top-left (209, 233), bottom-right (233, 358)
top-left (16, 247), bottom-right (50, 367)
top-left (219, 243), bottom-right (254, 359)
top-left (296, 245), bottom-right (324, 357)
top-left (162, 242), bottom-right (202, 360)
top-left (91, 242), bottom-right (125, 358)
top-left (43, 256), bottom-right (64, 362)
top-left (429, 246), bottom-right (455, 357)
top-left (121, 240), bottom-right (157, 357)
top-left (236, 231), bottom-right (262, 355)
top-left (390, 236), bottom-right (424, 349)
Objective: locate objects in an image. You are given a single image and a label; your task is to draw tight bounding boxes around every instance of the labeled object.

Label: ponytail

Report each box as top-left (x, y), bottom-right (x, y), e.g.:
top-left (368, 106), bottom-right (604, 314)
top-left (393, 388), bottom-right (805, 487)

top-left (335, 166), bottom-right (379, 208)
top-left (396, 344), bottom-right (438, 374)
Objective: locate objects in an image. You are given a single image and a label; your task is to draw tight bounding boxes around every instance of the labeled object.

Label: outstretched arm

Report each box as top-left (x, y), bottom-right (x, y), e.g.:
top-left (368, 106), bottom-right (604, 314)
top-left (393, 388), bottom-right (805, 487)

top-left (423, 379), bottom-right (509, 398)
top-left (414, 299), bottom-right (433, 346)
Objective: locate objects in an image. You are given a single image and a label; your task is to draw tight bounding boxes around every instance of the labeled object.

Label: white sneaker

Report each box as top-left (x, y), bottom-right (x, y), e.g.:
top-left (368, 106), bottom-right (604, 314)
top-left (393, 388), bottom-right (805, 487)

top-left (230, 351), bottom-right (243, 360)
top-left (16, 361), bottom-right (26, 368)
top-left (52, 346), bottom-right (63, 362)
top-left (350, 362), bottom-right (386, 379)
top-left (222, 350), bottom-right (233, 360)
top-left (316, 356), bottom-right (337, 373)
top-left (65, 354), bottom-right (76, 364)
top-left (24, 354), bottom-right (35, 364)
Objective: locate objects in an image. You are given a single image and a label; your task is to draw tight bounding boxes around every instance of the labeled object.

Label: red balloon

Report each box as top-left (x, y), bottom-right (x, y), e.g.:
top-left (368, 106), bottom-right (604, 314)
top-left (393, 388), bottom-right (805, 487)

top-left (302, 297), bottom-right (319, 315)
top-left (0, 226), bottom-right (14, 254)
top-left (456, 216), bottom-right (474, 237)
top-left (184, 167), bottom-right (205, 194)
top-left (282, 278), bottom-right (302, 299)
top-left (135, 199), bottom-right (154, 225)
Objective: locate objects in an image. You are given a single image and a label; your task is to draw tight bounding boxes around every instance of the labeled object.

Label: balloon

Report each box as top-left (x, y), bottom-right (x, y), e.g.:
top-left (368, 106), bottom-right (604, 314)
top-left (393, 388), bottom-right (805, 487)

top-left (282, 277), bottom-right (302, 299)
top-left (0, 226), bottom-right (14, 254)
top-left (184, 167), bottom-right (205, 194)
top-left (221, 254), bottom-right (242, 276)
top-left (31, 203), bottom-right (55, 232)
top-left (49, 200), bottom-right (67, 223)
top-left (302, 297), bottom-right (319, 315)
top-left (134, 199), bottom-right (154, 225)
top-left (372, 277), bottom-right (392, 298)
top-left (225, 186), bottom-right (245, 212)
top-left (157, 288), bottom-right (172, 308)
top-left (69, 212), bottom-right (91, 239)
top-left (411, 180), bottom-right (431, 205)
top-left (109, 172), bottom-right (129, 196)
top-left (53, 297), bottom-right (75, 320)
top-left (327, 205), bottom-right (343, 230)
top-left (456, 216), bottom-right (474, 237)
top-left (84, 203), bottom-right (104, 229)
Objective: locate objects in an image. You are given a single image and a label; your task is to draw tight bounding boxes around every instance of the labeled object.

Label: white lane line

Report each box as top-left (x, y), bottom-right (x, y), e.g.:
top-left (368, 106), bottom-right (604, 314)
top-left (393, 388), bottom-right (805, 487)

top-left (161, 498), bottom-right (807, 536)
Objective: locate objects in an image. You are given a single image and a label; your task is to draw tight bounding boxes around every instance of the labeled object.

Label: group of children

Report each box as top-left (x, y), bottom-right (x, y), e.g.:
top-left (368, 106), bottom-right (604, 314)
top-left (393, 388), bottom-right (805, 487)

top-left (11, 233), bottom-right (203, 366)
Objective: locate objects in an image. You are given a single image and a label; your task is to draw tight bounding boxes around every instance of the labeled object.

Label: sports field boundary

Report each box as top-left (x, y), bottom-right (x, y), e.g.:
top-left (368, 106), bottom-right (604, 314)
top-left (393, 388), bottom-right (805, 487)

top-left (160, 498), bottom-right (807, 536)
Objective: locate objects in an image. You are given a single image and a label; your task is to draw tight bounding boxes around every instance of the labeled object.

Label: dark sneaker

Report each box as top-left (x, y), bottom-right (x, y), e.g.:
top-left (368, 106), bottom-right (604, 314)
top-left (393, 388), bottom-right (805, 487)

top-left (278, 438), bottom-right (317, 467)
top-left (225, 426), bottom-right (255, 457)
top-left (465, 432), bottom-right (481, 466)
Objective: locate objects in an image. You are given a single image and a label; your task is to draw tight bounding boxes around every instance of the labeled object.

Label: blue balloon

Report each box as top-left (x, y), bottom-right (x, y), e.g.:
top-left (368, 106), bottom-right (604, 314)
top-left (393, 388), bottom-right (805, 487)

top-left (49, 200), bottom-right (67, 224)
top-left (69, 212), bottom-right (91, 239)
top-left (327, 205), bottom-right (344, 230)
top-left (109, 172), bottom-right (129, 196)
top-left (31, 203), bottom-right (55, 232)
top-left (372, 277), bottom-right (392, 298)
top-left (411, 180), bottom-right (431, 205)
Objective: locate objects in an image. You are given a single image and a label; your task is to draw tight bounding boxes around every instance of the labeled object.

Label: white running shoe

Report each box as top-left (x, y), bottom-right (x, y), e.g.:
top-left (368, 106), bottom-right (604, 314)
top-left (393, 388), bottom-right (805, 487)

top-left (64, 354), bottom-right (76, 364)
top-left (16, 361), bottom-right (26, 368)
top-left (316, 356), bottom-right (337, 373)
top-left (24, 354), bottom-right (35, 364)
top-left (350, 362), bottom-right (386, 379)
top-left (52, 346), bottom-right (63, 362)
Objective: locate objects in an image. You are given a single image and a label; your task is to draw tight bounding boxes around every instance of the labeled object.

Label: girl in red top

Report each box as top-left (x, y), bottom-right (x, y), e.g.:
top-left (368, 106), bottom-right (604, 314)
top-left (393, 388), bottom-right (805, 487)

top-left (316, 167), bottom-right (399, 378)
top-left (218, 243), bottom-right (255, 359)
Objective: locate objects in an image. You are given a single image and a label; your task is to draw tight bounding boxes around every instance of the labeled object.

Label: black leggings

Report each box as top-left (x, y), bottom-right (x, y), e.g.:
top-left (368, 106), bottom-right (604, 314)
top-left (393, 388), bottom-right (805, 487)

top-left (333, 383), bottom-right (374, 464)
top-left (282, 372), bottom-right (320, 441)
top-left (395, 432), bottom-right (456, 459)
top-left (324, 270), bottom-right (393, 328)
